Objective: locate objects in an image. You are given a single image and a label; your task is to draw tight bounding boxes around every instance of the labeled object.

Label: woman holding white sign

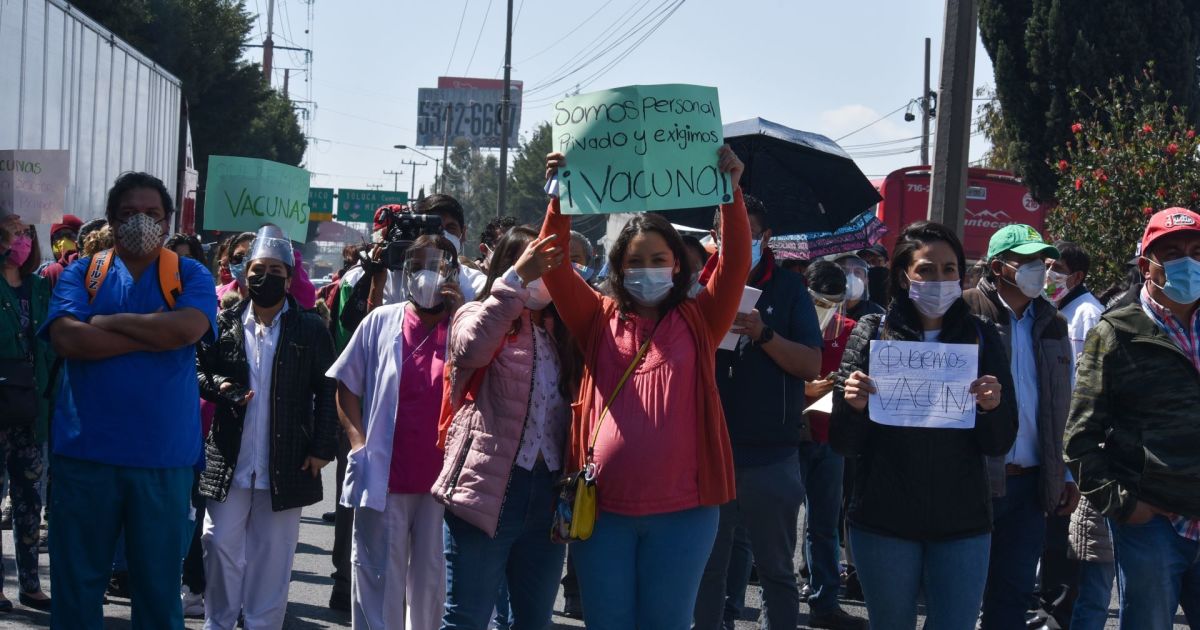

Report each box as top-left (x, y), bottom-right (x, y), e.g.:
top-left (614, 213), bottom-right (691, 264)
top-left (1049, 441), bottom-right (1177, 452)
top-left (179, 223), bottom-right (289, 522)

top-left (832, 220), bottom-right (1017, 630)
top-left (538, 146), bottom-right (748, 630)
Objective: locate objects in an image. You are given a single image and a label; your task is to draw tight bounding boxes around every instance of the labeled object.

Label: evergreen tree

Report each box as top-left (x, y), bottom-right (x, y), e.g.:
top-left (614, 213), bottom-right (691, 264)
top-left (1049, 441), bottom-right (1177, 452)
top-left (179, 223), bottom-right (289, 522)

top-left (505, 123), bottom-right (554, 225)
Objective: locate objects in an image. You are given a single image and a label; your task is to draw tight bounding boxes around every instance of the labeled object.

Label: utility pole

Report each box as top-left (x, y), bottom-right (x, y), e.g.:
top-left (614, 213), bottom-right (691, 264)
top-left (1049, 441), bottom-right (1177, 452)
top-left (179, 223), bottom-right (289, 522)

top-left (920, 37), bottom-right (932, 166)
top-left (926, 0), bottom-right (977, 239)
top-left (496, 0), bottom-right (515, 218)
top-left (283, 68), bottom-right (290, 99)
top-left (383, 169), bottom-right (403, 192)
top-left (401, 160), bottom-right (427, 198)
top-left (441, 107), bottom-right (452, 194)
top-left (263, 0), bottom-right (276, 82)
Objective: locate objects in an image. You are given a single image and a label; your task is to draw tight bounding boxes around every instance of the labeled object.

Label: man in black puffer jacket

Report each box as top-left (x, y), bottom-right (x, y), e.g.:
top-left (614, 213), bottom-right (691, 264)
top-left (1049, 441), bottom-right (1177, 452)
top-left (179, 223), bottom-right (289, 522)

top-left (196, 227), bottom-right (338, 630)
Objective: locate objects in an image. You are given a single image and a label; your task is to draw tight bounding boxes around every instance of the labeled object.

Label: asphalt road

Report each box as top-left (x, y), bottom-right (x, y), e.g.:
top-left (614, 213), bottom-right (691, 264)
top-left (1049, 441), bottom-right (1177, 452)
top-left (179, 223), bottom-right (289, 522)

top-left (0, 464), bottom-right (1182, 629)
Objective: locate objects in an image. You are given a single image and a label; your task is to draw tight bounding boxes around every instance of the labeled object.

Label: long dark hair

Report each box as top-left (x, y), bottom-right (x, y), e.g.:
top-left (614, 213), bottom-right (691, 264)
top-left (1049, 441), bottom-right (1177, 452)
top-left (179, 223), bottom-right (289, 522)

top-left (607, 213), bottom-right (693, 314)
top-left (885, 220), bottom-right (968, 335)
top-left (0, 225), bottom-right (42, 278)
top-left (480, 225), bottom-right (580, 399)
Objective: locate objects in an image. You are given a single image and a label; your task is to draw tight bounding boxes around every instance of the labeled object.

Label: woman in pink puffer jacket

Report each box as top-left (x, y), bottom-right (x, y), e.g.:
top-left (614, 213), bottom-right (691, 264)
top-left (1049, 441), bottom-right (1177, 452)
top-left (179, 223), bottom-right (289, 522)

top-left (432, 225), bottom-right (578, 630)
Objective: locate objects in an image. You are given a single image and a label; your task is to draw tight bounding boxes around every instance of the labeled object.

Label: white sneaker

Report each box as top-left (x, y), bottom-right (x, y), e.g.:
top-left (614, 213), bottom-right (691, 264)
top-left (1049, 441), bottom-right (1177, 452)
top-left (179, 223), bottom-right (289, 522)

top-left (182, 590), bottom-right (204, 618)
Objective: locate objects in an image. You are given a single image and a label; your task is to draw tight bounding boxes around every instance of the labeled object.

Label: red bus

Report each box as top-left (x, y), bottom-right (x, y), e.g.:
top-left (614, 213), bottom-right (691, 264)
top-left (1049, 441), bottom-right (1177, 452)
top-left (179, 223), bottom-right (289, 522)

top-left (870, 166), bottom-right (1049, 261)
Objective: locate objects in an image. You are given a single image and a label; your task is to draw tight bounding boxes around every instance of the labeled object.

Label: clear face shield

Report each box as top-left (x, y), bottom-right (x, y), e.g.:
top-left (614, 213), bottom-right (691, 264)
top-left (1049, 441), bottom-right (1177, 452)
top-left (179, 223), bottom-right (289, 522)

top-left (837, 258), bottom-right (870, 303)
top-left (809, 289), bottom-right (847, 341)
top-left (398, 247), bottom-right (459, 309)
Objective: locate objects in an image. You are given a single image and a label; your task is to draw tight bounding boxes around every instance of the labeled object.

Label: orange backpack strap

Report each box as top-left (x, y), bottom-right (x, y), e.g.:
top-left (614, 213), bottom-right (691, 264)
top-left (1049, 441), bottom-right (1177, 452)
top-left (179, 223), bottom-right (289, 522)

top-left (157, 248), bottom-right (182, 310)
top-left (85, 249), bottom-right (116, 303)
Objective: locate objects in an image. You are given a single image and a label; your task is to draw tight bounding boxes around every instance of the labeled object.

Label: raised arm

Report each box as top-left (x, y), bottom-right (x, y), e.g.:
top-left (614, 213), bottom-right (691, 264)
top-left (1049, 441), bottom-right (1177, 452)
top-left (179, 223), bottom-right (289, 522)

top-left (696, 146), bottom-right (751, 345)
top-left (539, 158), bottom-right (603, 343)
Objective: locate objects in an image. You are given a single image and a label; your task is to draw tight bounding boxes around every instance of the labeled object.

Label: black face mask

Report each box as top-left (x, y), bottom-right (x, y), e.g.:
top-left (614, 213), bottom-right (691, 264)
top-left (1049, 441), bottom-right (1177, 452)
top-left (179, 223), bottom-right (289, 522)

top-left (867, 266), bottom-right (889, 305)
top-left (247, 273), bottom-right (287, 308)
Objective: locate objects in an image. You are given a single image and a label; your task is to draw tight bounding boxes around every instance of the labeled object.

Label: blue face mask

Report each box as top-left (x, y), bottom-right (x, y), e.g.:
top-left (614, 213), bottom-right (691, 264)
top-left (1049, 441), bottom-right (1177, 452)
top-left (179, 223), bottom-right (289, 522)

top-left (750, 239), bottom-right (763, 268)
top-left (1154, 256), bottom-right (1200, 304)
top-left (229, 261), bottom-right (247, 284)
top-left (573, 263), bottom-right (595, 282)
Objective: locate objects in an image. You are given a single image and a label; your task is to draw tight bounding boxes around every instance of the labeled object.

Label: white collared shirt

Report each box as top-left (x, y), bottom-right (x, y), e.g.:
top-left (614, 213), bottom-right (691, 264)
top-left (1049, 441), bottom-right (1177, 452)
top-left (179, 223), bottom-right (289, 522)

top-left (233, 301), bottom-right (289, 490)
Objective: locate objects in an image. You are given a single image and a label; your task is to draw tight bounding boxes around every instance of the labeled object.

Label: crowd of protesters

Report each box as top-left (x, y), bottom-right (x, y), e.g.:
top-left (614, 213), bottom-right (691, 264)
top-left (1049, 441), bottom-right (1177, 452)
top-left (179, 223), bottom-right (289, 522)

top-left (0, 145), bottom-right (1193, 630)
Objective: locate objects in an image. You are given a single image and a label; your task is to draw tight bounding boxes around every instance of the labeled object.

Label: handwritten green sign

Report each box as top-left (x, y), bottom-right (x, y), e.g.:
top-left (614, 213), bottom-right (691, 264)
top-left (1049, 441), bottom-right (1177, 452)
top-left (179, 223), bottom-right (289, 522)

top-left (551, 84), bottom-right (730, 215)
top-left (204, 155), bottom-right (310, 242)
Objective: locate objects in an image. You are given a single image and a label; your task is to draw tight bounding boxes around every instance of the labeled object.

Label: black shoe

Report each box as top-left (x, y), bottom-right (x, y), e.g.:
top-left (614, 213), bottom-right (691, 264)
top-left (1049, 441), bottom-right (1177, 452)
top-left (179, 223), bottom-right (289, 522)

top-left (322, 511), bottom-right (337, 523)
top-left (328, 590), bottom-right (351, 612)
top-left (799, 582), bottom-right (813, 603)
top-left (809, 608), bottom-right (868, 630)
top-left (562, 594), bottom-right (584, 619)
top-left (841, 568), bottom-right (864, 602)
top-left (748, 564), bottom-right (759, 585)
top-left (18, 592), bottom-right (50, 612)
top-left (106, 572), bottom-right (132, 599)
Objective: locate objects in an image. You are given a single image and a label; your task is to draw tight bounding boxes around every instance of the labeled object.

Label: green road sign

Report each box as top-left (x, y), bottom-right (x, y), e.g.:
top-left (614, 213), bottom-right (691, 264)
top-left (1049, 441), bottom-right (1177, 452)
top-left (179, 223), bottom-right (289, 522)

top-left (337, 189), bottom-right (409, 222)
top-left (309, 187), bottom-right (334, 221)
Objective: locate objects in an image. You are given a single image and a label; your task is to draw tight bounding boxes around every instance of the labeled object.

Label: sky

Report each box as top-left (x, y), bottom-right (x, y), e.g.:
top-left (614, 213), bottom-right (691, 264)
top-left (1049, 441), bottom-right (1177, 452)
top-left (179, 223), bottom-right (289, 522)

top-left (249, 0), bottom-right (996, 202)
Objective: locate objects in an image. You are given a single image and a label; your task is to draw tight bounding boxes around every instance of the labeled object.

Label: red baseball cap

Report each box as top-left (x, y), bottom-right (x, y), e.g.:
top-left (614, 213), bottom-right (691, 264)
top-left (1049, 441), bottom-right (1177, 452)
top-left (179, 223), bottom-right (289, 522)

top-left (373, 204), bottom-right (408, 233)
top-left (50, 214), bottom-right (83, 237)
top-left (1141, 208), bottom-right (1200, 257)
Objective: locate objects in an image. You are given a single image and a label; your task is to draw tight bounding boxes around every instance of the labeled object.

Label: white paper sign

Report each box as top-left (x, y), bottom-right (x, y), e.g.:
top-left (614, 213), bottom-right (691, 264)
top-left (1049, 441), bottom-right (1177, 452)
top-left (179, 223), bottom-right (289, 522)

top-left (719, 285), bottom-right (763, 351)
top-left (867, 340), bottom-right (978, 429)
top-left (0, 150), bottom-right (70, 224)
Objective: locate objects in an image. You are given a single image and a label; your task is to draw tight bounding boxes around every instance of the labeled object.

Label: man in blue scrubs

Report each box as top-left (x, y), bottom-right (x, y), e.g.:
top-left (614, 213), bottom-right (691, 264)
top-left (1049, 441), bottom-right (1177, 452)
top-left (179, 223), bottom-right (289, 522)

top-left (41, 172), bottom-right (217, 629)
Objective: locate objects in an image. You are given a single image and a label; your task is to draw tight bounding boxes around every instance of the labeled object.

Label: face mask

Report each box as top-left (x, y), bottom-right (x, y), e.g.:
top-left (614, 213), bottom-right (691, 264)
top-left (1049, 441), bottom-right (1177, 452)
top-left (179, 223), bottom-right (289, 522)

top-left (116, 214), bottom-right (163, 257)
top-left (623, 267), bottom-right (675, 307)
top-left (443, 232), bottom-right (462, 257)
top-left (6, 235), bottom-right (32, 267)
top-left (228, 261), bottom-right (247, 286)
top-left (573, 263), bottom-right (595, 282)
top-left (406, 269), bottom-right (445, 309)
top-left (750, 239), bottom-right (763, 268)
top-left (687, 271), bottom-right (704, 298)
top-left (814, 303), bottom-right (838, 331)
top-left (526, 279), bottom-right (552, 310)
top-left (1045, 270), bottom-right (1070, 301)
top-left (1151, 257), bottom-right (1200, 304)
top-left (247, 273), bottom-right (287, 308)
top-left (908, 278), bottom-right (963, 319)
top-left (1004, 260), bottom-right (1048, 299)
top-left (845, 274), bottom-right (866, 302)
top-left (52, 237), bottom-right (76, 258)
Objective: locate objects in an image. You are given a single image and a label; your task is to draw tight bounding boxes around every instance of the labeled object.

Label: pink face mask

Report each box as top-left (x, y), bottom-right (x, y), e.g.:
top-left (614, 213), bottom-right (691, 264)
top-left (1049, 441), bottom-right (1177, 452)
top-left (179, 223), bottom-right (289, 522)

top-left (7, 235), bottom-right (33, 267)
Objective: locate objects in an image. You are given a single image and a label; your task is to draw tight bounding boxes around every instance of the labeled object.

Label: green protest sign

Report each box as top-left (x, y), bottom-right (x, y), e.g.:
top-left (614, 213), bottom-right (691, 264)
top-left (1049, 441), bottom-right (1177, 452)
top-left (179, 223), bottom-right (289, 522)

top-left (337, 189), bottom-right (408, 223)
top-left (551, 84), bottom-right (731, 215)
top-left (204, 155), bottom-right (310, 242)
top-left (309, 187), bottom-right (334, 221)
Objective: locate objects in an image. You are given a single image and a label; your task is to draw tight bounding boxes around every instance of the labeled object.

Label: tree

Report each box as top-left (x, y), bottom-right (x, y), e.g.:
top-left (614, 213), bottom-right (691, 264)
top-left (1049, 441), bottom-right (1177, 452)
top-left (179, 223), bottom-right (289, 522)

top-left (505, 123), bottom-right (554, 225)
top-left (979, 0), bottom-right (1200, 200)
top-left (1047, 75), bottom-right (1200, 289)
top-left (438, 139), bottom-right (500, 242)
top-left (974, 87), bottom-right (1019, 172)
top-left (70, 0), bottom-right (308, 184)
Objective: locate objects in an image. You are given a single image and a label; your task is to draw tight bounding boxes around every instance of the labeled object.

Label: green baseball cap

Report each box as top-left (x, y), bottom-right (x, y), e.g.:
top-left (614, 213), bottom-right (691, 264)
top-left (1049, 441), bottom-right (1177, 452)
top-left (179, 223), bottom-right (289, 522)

top-left (986, 224), bottom-right (1060, 260)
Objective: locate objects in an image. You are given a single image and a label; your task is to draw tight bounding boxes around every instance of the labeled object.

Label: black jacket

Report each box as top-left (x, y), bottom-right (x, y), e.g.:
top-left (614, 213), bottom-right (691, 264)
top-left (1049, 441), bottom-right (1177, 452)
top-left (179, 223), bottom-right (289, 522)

top-left (831, 299), bottom-right (1018, 541)
top-left (197, 297), bottom-right (339, 511)
top-left (716, 264), bottom-right (820, 459)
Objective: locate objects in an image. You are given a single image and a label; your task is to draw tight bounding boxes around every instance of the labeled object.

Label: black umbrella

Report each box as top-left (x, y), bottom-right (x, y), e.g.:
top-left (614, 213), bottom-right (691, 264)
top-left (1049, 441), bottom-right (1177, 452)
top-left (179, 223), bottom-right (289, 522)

top-left (665, 118), bottom-right (882, 235)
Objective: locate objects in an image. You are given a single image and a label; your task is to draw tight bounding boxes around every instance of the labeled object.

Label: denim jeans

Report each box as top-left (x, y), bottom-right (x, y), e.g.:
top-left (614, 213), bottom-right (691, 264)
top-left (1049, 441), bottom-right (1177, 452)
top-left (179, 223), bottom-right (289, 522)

top-left (982, 473), bottom-right (1046, 629)
top-left (850, 526), bottom-right (991, 630)
top-left (441, 462), bottom-right (565, 630)
top-left (723, 526), bottom-right (753, 627)
top-left (574, 505), bottom-right (718, 630)
top-left (695, 457), bottom-right (804, 630)
top-left (798, 441), bottom-right (845, 614)
top-left (1110, 515), bottom-right (1200, 629)
top-left (1070, 559), bottom-right (1116, 630)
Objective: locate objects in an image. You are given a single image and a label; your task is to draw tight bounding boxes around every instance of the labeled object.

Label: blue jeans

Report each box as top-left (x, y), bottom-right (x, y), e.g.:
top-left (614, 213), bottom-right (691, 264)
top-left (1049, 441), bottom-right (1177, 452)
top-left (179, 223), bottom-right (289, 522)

top-left (981, 473), bottom-right (1046, 629)
top-left (441, 462), bottom-right (565, 630)
top-left (49, 455), bottom-right (193, 630)
top-left (695, 457), bottom-right (804, 630)
top-left (799, 441), bottom-right (845, 614)
top-left (851, 526), bottom-right (991, 630)
top-left (1110, 515), bottom-right (1200, 629)
top-left (723, 526), bottom-right (753, 626)
top-left (574, 506), bottom-right (718, 630)
top-left (1071, 559), bottom-right (1116, 630)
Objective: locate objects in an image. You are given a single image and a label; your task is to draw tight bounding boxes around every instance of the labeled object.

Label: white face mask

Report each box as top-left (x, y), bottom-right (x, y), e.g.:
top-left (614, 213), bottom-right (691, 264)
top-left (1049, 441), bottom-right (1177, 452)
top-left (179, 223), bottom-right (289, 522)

top-left (442, 232), bottom-right (462, 258)
top-left (845, 274), bottom-right (866, 302)
top-left (908, 278), bottom-right (962, 319)
top-left (406, 269), bottom-right (445, 309)
top-left (525, 278), bottom-right (552, 310)
top-left (814, 304), bottom-right (838, 331)
top-left (623, 267), bottom-right (675, 307)
top-left (1004, 260), bottom-right (1048, 299)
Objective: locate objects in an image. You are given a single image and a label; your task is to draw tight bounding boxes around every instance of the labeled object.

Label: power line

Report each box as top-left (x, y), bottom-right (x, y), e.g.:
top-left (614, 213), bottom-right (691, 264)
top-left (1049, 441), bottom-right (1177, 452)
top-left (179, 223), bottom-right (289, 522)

top-left (463, 0), bottom-right (495, 76)
top-left (321, 108), bottom-right (416, 132)
top-left (514, 0), bottom-right (616, 65)
top-left (525, 0), bottom-right (658, 95)
top-left (841, 135), bottom-right (922, 149)
top-left (444, 0), bottom-right (470, 75)
top-left (834, 102), bottom-right (913, 142)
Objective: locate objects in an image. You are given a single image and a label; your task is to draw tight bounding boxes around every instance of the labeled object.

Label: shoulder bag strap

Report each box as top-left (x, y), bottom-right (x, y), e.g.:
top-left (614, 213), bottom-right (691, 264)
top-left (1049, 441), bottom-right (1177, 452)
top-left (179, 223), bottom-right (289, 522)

top-left (585, 319), bottom-right (661, 464)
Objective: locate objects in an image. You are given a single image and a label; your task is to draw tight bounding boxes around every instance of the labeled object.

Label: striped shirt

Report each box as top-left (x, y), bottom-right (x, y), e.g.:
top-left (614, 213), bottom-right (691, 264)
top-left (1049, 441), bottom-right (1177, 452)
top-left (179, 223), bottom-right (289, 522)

top-left (1139, 287), bottom-right (1200, 540)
